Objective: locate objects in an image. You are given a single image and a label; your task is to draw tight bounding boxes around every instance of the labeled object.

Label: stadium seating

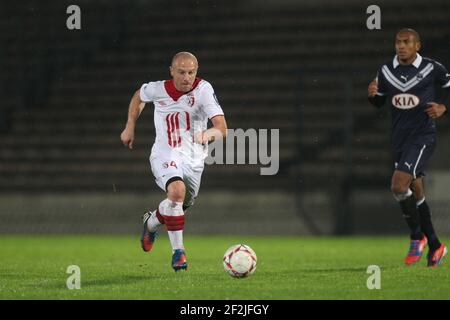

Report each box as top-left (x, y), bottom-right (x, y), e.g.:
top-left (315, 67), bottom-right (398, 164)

top-left (1, 0), bottom-right (449, 195)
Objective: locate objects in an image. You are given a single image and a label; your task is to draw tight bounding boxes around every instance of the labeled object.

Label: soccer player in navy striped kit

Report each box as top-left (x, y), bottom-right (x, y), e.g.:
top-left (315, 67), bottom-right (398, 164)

top-left (368, 29), bottom-right (449, 267)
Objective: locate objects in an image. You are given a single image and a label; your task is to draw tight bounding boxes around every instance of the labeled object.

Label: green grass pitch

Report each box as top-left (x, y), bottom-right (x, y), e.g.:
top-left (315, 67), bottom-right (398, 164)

top-left (0, 235), bottom-right (449, 300)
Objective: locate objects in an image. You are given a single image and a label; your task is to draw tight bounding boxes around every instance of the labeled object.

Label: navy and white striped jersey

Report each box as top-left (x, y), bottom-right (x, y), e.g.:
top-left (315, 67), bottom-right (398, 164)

top-left (369, 53), bottom-right (450, 152)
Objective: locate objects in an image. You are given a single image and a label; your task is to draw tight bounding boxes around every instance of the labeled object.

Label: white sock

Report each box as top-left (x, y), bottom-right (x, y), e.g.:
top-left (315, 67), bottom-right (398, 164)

top-left (416, 197), bottom-right (426, 206)
top-left (168, 230), bottom-right (184, 251)
top-left (158, 199), bottom-right (185, 251)
top-left (146, 211), bottom-right (162, 232)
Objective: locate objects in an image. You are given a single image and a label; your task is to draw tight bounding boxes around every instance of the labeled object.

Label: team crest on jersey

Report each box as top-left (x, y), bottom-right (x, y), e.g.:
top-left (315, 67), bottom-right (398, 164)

top-left (417, 73), bottom-right (423, 80)
top-left (187, 94), bottom-right (195, 107)
top-left (392, 93), bottom-right (420, 109)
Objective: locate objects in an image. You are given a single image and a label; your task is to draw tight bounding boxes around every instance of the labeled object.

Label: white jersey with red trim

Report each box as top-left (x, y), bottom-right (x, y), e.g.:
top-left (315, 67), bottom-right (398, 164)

top-left (140, 78), bottom-right (224, 164)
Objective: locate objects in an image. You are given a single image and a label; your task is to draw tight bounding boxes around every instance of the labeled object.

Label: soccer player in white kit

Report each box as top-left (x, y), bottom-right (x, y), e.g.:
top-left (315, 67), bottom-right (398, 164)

top-left (120, 52), bottom-right (227, 271)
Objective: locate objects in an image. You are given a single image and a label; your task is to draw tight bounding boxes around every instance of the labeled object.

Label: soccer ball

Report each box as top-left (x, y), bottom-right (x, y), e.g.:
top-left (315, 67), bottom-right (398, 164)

top-left (223, 244), bottom-right (257, 278)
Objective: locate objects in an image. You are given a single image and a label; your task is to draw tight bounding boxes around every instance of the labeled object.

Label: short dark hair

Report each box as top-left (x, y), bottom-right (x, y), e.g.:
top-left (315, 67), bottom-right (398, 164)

top-left (396, 28), bottom-right (421, 42)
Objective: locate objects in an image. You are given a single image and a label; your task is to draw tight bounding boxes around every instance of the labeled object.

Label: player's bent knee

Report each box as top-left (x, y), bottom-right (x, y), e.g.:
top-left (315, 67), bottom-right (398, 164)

top-left (392, 185), bottom-right (413, 201)
top-left (391, 177), bottom-right (413, 201)
top-left (167, 180), bottom-right (186, 202)
top-left (391, 185), bottom-right (406, 196)
top-left (391, 179), bottom-right (411, 195)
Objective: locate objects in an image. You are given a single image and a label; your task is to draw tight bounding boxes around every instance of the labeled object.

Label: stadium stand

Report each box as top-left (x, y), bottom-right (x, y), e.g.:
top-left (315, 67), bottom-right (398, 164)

top-left (1, 0), bottom-right (449, 234)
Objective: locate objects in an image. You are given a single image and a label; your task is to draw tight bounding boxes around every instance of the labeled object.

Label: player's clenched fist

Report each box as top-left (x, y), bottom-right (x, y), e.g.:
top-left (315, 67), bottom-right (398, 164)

top-left (368, 79), bottom-right (378, 98)
top-left (194, 131), bottom-right (209, 145)
top-left (120, 126), bottom-right (135, 149)
top-left (425, 102), bottom-right (447, 119)
top-left (194, 127), bottom-right (224, 145)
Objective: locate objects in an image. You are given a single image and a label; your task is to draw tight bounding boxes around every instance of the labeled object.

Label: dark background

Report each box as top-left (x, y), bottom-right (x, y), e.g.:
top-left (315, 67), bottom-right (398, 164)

top-left (1, 0), bottom-right (449, 235)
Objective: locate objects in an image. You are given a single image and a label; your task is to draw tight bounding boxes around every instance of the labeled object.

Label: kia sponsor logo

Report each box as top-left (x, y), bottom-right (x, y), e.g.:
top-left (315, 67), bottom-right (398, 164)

top-left (392, 94), bottom-right (420, 109)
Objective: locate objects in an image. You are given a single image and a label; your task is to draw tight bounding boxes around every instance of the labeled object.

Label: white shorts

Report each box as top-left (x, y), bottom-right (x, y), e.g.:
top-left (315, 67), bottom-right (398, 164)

top-left (150, 150), bottom-right (204, 208)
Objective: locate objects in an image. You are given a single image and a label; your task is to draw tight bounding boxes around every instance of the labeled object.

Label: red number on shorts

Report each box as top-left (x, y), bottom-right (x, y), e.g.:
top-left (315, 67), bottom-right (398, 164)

top-left (169, 161), bottom-right (177, 169)
top-left (163, 161), bottom-right (178, 169)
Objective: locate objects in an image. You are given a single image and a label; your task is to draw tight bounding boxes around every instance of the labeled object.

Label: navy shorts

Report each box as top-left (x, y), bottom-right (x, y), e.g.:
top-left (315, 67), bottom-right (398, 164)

top-left (394, 141), bottom-right (436, 179)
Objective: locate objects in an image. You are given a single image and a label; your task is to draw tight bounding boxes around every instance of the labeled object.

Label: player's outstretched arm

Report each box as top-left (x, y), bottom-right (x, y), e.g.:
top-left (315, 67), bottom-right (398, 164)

top-left (120, 89), bottom-right (146, 149)
top-left (195, 115), bottom-right (228, 145)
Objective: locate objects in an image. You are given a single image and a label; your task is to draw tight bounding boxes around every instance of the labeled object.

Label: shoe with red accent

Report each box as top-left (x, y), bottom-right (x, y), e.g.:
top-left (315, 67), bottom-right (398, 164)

top-left (140, 211), bottom-right (158, 252)
top-left (427, 244), bottom-right (448, 267)
top-left (172, 249), bottom-right (188, 271)
top-left (405, 235), bottom-right (427, 265)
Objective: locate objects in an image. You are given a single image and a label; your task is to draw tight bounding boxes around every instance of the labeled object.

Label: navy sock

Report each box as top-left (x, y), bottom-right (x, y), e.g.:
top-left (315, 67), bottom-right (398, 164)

top-left (399, 195), bottom-right (422, 240)
top-left (417, 200), bottom-right (441, 251)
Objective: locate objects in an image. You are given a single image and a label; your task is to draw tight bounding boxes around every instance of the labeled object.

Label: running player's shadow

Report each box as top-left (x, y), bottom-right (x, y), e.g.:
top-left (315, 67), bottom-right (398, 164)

top-left (298, 266), bottom-right (396, 273)
top-left (79, 275), bottom-right (157, 288)
top-left (300, 267), bottom-right (369, 273)
top-left (44, 275), bottom-right (159, 290)
top-left (261, 267), bottom-right (377, 276)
